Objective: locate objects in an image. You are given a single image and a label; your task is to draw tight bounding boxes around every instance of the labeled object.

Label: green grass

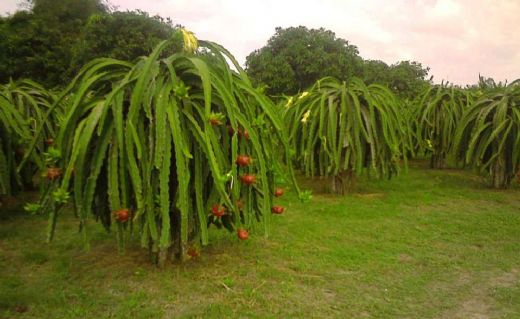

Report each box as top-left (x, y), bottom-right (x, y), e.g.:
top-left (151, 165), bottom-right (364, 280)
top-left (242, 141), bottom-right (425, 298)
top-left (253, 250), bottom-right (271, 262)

top-left (1, 161), bottom-right (519, 318)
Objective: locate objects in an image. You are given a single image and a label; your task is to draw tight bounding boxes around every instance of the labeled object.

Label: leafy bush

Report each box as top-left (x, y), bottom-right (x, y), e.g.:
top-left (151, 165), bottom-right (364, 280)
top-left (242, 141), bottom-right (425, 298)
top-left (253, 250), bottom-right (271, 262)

top-left (454, 80), bottom-right (520, 188)
top-left (284, 77), bottom-right (409, 193)
top-left (27, 30), bottom-right (300, 265)
top-left (0, 80), bottom-right (60, 195)
top-left (413, 84), bottom-right (473, 168)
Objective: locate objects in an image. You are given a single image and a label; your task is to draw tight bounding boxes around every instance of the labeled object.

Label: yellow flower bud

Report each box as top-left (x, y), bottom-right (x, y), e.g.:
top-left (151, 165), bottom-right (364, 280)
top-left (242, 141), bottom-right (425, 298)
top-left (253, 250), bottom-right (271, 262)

top-left (181, 28), bottom-right (198, 54)
top-left (301, 110), bottom-right (311, 123)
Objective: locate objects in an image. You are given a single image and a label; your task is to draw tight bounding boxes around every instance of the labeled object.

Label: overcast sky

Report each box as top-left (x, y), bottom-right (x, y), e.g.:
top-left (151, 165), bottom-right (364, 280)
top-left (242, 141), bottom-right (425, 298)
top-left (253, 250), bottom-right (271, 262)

top-left (2, 0), bottom-right (519, 85)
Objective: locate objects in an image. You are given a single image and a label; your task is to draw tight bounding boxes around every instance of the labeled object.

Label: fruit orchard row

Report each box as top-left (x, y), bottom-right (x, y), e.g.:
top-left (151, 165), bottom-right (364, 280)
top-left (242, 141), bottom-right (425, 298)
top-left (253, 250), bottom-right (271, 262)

top-left (1, 30), bottom-right (518, 265)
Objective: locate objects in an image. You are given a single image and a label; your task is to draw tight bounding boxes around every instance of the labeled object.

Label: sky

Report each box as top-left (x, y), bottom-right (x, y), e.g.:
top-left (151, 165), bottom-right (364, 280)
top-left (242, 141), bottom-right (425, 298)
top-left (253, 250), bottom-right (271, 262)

top-left (1, 0), bottom-right (519, 85)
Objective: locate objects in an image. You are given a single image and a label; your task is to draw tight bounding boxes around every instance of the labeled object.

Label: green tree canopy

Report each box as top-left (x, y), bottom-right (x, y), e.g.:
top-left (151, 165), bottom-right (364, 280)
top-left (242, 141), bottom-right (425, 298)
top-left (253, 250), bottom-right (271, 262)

top-left (362, 60), bottom-right (391, 85)
top-left (245, 26), bottom-right (363, 96)
top-left (0, 0), bottom-right (108, 86)
top-left (0, 1), bottom-right (175, 87)
top-left (387, 61), bottom-right (431, 100)
top-left (358, 60), bottom-right (431, 100)
top-left (29, 0), bottom-right (109, 21)
top-left (68, 10), bottom-right (177, 78)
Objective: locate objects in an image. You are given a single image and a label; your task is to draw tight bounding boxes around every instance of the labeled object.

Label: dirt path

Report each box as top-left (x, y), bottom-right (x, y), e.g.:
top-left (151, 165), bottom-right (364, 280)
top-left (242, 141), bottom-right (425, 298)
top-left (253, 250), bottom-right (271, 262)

top-left (443, 269), bottom-right (519, 319)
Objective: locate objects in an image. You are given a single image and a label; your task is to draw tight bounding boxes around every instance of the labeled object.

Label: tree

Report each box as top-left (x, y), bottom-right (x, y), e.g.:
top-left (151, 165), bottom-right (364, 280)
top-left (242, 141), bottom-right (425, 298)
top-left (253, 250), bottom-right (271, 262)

top-left (362, 60), bottom-right (431, 100)
top-left (414, 84), bottom-right (473, 168)
top-left (26, 30), bottom-right (303, 265)
top-left (0, 2), bottom-right (175, 88)
top-left (68, 10), bottom-right (177, 78)
top-left (284, 77), bottom-right (409, 194)
top-left (454, 80), bottom-right (520, 188)
top-left (0, 0), bottom-right (108, 87)
top-left (0, 82), bottom-right (30, 196)
top-left (361, 60), bottom-right (391, 85)
top-left (246, 26), bottom-right (363, 96)
top-left (388, 61), bottom-right (431, 100)
top-left (0, 79), bottom-right (60, 196)
top-left (29, 0), bottom-right (109, 19)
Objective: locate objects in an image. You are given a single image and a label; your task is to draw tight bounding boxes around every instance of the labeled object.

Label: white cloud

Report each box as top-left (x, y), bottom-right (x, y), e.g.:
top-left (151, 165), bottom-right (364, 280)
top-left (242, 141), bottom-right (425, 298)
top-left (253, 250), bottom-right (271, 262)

top-left (1, 0), bottom-right (519, 85)
top-left (1, 0), bottom-right (19, 14)
top-left (432, 0), bottom-right (461, 17)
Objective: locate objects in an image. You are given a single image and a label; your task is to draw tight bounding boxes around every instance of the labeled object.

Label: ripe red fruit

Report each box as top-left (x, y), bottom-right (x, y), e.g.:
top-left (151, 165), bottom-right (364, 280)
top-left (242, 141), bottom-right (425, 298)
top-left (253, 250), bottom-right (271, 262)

top-left (237, 228), bottom-right (249, 240)
top-left (187, 247), bottom-right (200, 257)
top-left (209, 118), bottom-right (222, 126)
top-left (45, 138), bottom-right (54, 146)
top-left (235, 155), bottom-right (251, 167)
top-left (274, 188), bottom-right (284, 197)
top-left (238, 129), bottom-right (250, 140)
top-left (271, 206), bottom-right (285, 214)
top-left (211, 204), bottom-right (225, 217)
top-left (14, 305), bottom-right (28, 313)
top-left (227, 124), bottom-right (235, 136)
top-left (46, 167), bottom-right (62, 181)
top-left (15, 147), bottom-right (24, 157)
top-left (114, 208), bottom-right (130, 222)
top-left (240, 174), bottom-right (256, 185)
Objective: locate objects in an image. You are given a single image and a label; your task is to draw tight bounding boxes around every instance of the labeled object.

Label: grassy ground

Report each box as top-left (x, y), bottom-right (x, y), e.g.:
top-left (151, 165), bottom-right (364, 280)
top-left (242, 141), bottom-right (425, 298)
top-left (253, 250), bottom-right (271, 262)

top-left (1, 161), bottom-right (519, 318)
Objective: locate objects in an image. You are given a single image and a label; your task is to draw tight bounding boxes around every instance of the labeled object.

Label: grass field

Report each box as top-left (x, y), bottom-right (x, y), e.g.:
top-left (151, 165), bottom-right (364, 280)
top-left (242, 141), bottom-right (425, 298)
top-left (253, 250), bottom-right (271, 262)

top-left (1, 160), bottom-right (519, 318)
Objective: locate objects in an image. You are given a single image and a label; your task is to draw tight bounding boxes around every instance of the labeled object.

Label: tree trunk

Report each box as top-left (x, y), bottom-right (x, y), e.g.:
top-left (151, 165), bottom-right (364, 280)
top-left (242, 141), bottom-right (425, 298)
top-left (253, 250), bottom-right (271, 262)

top-left (430, 152), bottom-right (446, 169)
top-left (331, 169), bottom-right (355, 195)
top-left (149, 242), bottom-right (159, 266)
top-left (491, 154), bottom-right (508, 189)
top-left (157, 249), bottom-right (168, 268)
